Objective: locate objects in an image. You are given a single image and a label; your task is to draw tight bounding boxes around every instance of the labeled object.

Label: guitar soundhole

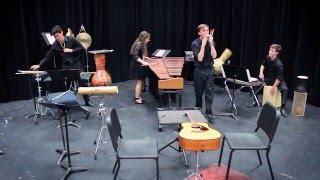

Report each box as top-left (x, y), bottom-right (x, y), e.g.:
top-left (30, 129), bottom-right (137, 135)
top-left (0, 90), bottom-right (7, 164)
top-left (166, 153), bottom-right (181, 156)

top-left (191, 124), bottom-right (200, 128)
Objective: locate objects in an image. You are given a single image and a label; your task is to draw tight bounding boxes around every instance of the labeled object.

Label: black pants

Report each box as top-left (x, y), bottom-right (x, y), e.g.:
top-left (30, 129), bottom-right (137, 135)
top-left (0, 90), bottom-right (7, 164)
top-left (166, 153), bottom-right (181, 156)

top-left (265, 79), bottom-right (288, 107)
top-left (193, 67), bottom-right (215, 115)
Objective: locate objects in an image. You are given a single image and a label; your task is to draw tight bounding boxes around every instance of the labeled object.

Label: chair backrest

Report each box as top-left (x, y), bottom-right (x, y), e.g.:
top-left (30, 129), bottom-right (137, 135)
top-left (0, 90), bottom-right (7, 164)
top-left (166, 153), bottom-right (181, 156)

top-left (106, 107), bottom-right (122, 152)
top-left (256, 102), bottom-right (281, 142)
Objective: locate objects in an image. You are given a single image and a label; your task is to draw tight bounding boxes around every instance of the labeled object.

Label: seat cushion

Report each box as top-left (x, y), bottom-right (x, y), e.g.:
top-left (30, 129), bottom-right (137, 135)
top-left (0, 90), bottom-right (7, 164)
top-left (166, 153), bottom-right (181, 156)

top-left (47, 91), bottom-right (79, 105)
top-left (118, 139), bottom-right (158, 159)
top-left (224, 133), bottom-right (268, 150)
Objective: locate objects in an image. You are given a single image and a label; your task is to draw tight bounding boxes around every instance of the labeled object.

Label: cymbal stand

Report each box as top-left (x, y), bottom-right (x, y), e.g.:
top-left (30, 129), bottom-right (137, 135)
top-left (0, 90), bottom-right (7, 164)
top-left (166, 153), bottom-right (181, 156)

top-left (25, 73), bottom-right (54, 124)
top-left (85, 48), bottom-right (89, 72)
top-left (93, 95), bottom-right (109, 160)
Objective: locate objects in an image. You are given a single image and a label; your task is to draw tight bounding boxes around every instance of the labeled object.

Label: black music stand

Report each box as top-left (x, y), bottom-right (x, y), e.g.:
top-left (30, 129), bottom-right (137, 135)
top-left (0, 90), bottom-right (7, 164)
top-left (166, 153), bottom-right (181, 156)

top-left (46, 69), bottom-right (89, 128)
top-left (38, 102), bottom-right (89, 179)
top-left (46, 69), bottom-right (81, 91)
top-left (220, 65), bottom-right (249, 121)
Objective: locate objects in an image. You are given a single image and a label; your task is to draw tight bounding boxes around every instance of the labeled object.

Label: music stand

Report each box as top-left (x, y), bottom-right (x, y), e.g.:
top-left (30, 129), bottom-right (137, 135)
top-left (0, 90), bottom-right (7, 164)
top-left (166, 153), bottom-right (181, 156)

top-left (41, 32), bottom-right (55, 46)
top-left (47, 69), bottom-right (81, 89)
top-left (38, 102), bottom-right (89, 179)
top-left (152, 49), bottom-right (171, 58)
top-left (220, 65), bottom-right (249, 121)
top-left (46, 69), bottom-right (89, 128)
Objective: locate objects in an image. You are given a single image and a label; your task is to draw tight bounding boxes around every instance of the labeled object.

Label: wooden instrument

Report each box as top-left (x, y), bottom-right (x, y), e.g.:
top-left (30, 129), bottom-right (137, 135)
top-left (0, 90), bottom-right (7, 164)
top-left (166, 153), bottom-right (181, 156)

top-left (262, 85), bottom-right (281, 108)
top-left (145, 57), bottom-right (185, 97)
top-left (77, 86), bottom-right (118, 95)
top-left (88, 50), bottom-right (113, 86)
top-left (179, 112), bottom-right (221, 151)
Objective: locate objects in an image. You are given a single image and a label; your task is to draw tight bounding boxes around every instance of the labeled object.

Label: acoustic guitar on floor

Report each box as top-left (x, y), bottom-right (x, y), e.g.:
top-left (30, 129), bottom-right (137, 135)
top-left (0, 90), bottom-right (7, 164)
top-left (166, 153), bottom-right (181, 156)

top-left (179, 112), bottom-right (221, 151)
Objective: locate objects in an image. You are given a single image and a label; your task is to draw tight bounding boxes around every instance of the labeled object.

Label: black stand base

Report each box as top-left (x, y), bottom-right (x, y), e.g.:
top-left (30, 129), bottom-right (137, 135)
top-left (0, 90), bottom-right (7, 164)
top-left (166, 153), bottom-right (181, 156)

top-left (60, 164), bottom-right (89, 180)
top-left (0, 151), bottom-right (4, 155)
top-left (220, 112), bottom-right (239, 121)
top-left (57, 120), bottom-right (81, 128)
top-left (56, 148), bottom-right (81, 164)
top-left (220, 102), bottom-right (239, 121)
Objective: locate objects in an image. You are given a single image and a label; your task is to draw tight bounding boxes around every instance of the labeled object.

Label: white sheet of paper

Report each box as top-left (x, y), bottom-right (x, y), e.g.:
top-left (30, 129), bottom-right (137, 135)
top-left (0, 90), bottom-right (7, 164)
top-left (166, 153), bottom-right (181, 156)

top-left (45, 34), bottom-right (55, 45)
top-left (155, 50), bottom-right (166, 57)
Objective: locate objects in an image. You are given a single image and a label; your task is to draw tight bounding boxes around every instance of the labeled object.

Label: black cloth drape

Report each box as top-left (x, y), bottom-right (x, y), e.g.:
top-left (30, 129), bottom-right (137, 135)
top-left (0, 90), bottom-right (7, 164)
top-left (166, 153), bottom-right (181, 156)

top-left (2, 0), bottom-right (320, 106)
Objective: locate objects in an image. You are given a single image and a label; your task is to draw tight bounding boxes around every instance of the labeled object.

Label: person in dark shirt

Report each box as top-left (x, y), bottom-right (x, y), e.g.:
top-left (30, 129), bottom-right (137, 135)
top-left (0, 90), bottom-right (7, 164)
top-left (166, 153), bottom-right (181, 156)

top-left (191, 24), bottom-right (217, 122)
top-left (30, 25), bottom-right (93, 106)
top-left (259, 44), bottom-right (288, 117)
top-left (129, 31), bottom-right (150, 104)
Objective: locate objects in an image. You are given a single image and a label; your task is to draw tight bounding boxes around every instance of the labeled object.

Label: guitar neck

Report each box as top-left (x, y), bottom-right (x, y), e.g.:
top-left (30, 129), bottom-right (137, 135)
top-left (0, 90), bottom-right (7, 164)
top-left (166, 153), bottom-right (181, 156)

top-left (185, 112), bottom-right (197, 124)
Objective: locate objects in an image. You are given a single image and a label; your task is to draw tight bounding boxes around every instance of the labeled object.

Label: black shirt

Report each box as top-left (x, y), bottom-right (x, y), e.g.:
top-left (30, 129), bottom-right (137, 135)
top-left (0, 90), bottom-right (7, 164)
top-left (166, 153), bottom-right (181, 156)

top-left (39, 36), bottom-right (84, 68)
top-left (191, 38), bottom-right (214, 68)
top-left (262, 56), bottom-right (284, 82)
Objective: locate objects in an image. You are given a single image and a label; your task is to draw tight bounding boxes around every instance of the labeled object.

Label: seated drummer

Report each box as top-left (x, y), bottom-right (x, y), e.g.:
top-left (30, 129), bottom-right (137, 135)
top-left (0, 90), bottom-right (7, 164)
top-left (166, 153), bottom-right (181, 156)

top-left (30, 25), bottom-right (94, 106)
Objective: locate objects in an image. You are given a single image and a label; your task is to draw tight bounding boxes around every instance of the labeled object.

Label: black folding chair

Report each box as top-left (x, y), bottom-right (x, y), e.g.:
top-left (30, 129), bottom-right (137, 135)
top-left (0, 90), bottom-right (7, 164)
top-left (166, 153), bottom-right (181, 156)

top-left (218, 102), bottom-right (281, 180)
top-left (106, 107), bottom-right (159, 180)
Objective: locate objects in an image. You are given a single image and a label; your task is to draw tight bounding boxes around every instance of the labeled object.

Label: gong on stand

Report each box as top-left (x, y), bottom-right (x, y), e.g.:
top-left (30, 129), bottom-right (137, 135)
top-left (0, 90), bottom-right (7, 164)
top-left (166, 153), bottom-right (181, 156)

top-left (76, 24), bottom-right (92, 72)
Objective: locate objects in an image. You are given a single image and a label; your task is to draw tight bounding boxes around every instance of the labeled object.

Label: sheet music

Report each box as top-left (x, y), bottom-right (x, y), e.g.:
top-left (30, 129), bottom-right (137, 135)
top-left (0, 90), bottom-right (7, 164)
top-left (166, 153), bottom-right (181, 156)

top-left (45, 34), bottom-right (55, 45)
top-left (155, 50), bottom-right (166, 57)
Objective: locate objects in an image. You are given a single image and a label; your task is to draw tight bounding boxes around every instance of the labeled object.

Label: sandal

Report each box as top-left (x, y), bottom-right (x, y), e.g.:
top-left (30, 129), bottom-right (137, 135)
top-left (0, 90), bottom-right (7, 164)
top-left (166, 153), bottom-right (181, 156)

top-left (134, 97), bottom-right (144, 104)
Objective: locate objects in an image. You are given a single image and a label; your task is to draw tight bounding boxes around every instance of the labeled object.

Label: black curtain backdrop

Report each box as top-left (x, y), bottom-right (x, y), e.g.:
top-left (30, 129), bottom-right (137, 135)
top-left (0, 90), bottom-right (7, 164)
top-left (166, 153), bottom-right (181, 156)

top-left (2, 0), bottom-right (320, 106)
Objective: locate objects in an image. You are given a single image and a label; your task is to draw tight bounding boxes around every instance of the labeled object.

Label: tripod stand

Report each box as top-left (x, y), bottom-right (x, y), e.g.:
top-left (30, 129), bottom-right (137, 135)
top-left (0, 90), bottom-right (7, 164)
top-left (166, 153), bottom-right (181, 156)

top-left (17, 71), bottom-right (54, 124)
top-left (184, 151), bottom-right (202, 180)
top-left (220, 65), bottom-right (250, 122)
top-left (93, 94), bottom-right (112, 160)
top-left (39, 102), bottom-right (89, 179)
top-left (220, 75), bottom-right (239, 121)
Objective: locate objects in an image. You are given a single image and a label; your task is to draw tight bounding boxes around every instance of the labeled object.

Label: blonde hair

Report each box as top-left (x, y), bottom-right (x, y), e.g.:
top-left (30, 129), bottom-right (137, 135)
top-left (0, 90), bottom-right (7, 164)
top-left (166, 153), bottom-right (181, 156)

top-left (270, 44), bottom-right (281, 52)
top-left (130, 31), bottom-right (150, 56)
top-left (197, 24), bottom-right (209, 32)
